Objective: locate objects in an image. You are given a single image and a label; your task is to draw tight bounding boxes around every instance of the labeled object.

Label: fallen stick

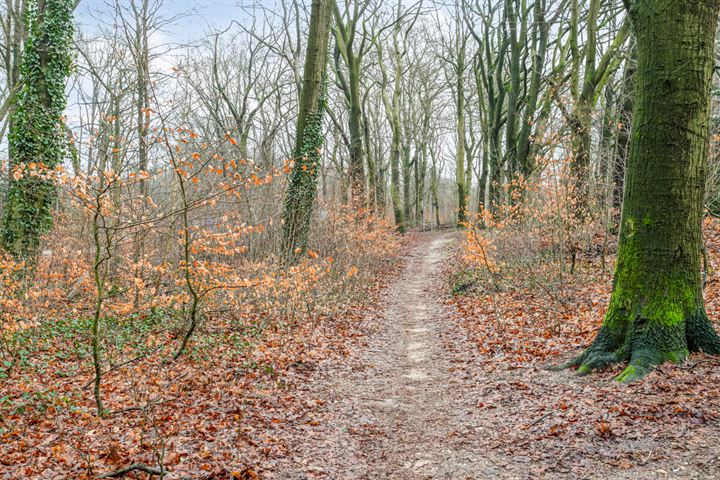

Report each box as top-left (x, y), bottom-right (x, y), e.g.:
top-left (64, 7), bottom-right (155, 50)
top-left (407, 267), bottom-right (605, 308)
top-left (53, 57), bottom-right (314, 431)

top-left (98, 463), bottom-right (165, 478)
top-left (526, 412), bottom-right (552, 429)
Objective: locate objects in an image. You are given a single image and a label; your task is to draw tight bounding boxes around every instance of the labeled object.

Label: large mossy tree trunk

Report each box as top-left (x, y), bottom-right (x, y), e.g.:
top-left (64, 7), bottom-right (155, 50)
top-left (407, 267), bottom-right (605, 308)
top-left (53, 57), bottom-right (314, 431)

top-left (281, 0), bottom-right (333, 262)
top-left (1, 0), bottom-right (74, 261)
top-left (560, 0), bottom-right (720, 382)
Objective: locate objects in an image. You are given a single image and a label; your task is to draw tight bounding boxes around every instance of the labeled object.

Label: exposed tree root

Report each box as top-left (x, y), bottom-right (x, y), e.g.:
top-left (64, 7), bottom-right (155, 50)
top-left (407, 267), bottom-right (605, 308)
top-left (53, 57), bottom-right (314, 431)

top-left (687, 310), bottom-right (720, 354)
top-left (550, 312), bottom-right (720, 383)
top-left (549, 326), bottom-right (624, 374)
top-left (551, 347), bottom-right (658, 383)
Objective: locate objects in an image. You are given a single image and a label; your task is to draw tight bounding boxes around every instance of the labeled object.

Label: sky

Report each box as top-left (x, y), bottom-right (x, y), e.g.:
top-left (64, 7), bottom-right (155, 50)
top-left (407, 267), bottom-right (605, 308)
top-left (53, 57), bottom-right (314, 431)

top-left (75, 0), bottom-right (261, 44)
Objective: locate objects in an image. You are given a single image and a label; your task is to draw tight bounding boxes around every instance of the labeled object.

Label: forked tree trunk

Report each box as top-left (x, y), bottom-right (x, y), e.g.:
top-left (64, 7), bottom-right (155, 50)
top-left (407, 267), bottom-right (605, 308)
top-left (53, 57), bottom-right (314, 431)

top-left (561, 0), bottom-right (720, 382)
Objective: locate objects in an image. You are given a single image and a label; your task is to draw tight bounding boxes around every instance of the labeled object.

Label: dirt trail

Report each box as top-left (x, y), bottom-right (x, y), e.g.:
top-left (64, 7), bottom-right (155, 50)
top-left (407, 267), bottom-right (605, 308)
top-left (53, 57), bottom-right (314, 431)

top-left (263, 231), bottom-right (720, 480)
top-left (269, 232), bottom-right (498, 479)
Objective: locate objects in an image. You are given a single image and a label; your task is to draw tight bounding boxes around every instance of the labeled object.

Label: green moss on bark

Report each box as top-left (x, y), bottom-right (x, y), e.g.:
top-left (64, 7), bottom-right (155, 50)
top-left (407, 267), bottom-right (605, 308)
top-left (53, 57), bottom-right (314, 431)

top-left (555, 0), bottom-right (720, 382)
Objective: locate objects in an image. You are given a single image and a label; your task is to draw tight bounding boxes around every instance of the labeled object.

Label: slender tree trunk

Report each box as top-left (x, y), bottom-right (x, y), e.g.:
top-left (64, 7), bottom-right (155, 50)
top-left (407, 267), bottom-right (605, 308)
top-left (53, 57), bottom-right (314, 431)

top-left (455, 35), bottom-right (467, 226)
top-left (375, 19), bottom-right (406, 232)
top-left (613, 40), bottom-right (637, 221)
top-left (402, 141), bottom-right (412, 225)
top-left (429, 146), bottom-right (440, 226)
top-left (347, 60), bottom-right (366, 207)
top-left (131, 0), bottom-right (152, 309)
top-left (416, 111), bottom-right (430, 224)
top-left (597, 84), bottom-right (616, 209)
top-left (569, 97), bottom-right (593, 208)
top-left (4, 0), bottom-right (27, 173)
top-left (375, 137), bottom-right (387, 214)
top-left (487, 26), bottom-right (507, 213)
top-left (390, 117), bottom-right (404, 231)
top-left (363, 105), bottom-right (377, 213)
top-left (568, 0), bottom-right (629, 211)
top-left (478, 144), bottom-right (488, 212)
top-left (504, 0), bottom-right (521, 178)
top-left (488, 125), bottom-right (503, 210)
top-left (560, 0), bottom-right (720, 382)
top-left (135, 0), bottom-right (149, 188)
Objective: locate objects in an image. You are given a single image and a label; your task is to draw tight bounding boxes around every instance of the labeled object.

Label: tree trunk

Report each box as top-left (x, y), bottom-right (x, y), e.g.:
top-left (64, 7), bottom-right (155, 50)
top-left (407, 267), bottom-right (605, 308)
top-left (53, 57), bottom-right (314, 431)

top-left (516, 0), bottom-right (548, 179)
top-left (375, 136), bottom-right (387, 214)
top-left (569, 98), bottom-right (592, 208)
top-left (390, 120), bottom-right (404, 231)
top-left (135, 0), bottom-right (150, 191)
top-left (487, 25), bottom-right (506, 213)
top-left (331, 3), bottom-right (367, 211)
top-left (1, 0), bottom-right (74, 260)
top-left (402, 140), bottom-right (412, 225)
top-left (561, 0), bottom-right (720, 382)
top-left (416, 107), bottom-right (431, 225)
top-left (597, 84), bottom-right (616, 209)
top-left (612, 40), bottom-right (637, 221)
top-left (4, 0), bottom-right (28, 173)
top-left (478, 141), bottom-right (488, 212)
top-left (567, 1), bottom-right (629, 211)
top-left (363, 105), bottom-right (377, 213)
top-left (430, 146), bottom-right (440, 227)
top-left (503, 0), bottom-right (521, 179)
top-left (455, 33), bottom-right (467, 226)
top-left (281, 0), bottom-right (333, 261)
top-left (347, 61), bottom-right (366, 207)
top-left (374, 19), bottom-right (406, 233)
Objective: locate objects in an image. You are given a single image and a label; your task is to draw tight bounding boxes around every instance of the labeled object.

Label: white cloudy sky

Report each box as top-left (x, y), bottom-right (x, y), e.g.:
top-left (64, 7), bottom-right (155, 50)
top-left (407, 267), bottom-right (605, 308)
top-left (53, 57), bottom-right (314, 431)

top-left (76, 0), bottom-right (268, 43)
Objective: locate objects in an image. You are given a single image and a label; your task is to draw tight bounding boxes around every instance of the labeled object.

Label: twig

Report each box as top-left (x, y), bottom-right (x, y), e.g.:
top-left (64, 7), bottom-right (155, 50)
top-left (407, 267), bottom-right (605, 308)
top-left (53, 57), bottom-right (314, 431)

top-left (705, 205), bottom-right (720, 218)
top-left (108, 395), bottom-right (170, 416)
top-left (98, 463), bottom-right (165, 478)
top-left (683, 359), bottom-right (720, 370)
top-left (526, 411), bottom-right (553, 429)
top-left (83, 345), bottom-right (164, 389)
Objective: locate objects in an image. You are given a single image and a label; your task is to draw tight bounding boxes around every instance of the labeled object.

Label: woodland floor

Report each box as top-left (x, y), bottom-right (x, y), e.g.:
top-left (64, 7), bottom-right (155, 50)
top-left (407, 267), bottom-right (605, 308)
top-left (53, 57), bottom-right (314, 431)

top-left (5, 231), bottom-right (720, 479)
top-left (261, 231), bottom-right (720, 480)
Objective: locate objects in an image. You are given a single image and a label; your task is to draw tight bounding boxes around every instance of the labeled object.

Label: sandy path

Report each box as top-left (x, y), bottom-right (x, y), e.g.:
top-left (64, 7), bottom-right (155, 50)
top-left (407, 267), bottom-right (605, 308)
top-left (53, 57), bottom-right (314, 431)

top-left (261, 231), bottom-right (720, 480)
top-left (268, 232), bottom-right (497, 479)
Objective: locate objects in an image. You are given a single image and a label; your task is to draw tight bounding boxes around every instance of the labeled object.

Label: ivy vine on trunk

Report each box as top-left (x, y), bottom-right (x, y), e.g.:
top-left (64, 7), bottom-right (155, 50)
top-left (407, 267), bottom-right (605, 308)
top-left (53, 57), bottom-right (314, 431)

top-left (1, 0), bottom-right (74, 261)
top-left (281, 0), bottom-right (333, 262)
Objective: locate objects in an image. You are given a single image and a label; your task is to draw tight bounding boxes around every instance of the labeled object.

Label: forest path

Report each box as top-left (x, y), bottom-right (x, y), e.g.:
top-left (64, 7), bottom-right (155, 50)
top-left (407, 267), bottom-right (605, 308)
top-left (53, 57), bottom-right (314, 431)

top-left (268, 231), bottom-right (499, 479)
top-left (263, 231), bottom-right (720, 480)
